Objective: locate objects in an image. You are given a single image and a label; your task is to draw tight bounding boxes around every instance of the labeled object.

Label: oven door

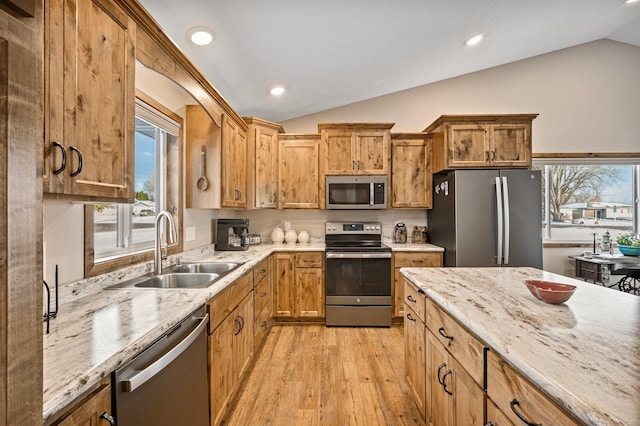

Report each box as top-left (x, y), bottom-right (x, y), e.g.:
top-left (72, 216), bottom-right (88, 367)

top-left (325, 252), bottom-right (392, 305)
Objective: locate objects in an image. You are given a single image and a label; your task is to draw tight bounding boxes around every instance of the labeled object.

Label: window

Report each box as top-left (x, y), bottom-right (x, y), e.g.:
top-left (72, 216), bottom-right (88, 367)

top-left (533, 158), bottom-right (640, 245)
top-left (85, 94), bottom-right (183, 276)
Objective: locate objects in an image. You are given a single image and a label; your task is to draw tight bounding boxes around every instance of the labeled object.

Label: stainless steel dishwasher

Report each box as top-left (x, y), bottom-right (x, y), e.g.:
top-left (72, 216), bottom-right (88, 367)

top-left (113, 306), bottom-right (209, 426)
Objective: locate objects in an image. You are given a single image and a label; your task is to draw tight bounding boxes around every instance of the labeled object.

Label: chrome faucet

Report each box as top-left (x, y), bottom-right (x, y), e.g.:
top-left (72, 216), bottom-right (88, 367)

top-left (155, 210), bottom-right (177, 275)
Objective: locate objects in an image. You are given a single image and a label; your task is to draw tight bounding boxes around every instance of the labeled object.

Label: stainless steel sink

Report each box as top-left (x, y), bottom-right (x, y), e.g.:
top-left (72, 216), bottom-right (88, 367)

top-left (170, 262), bottom-right (240, 275)
top-left (109, 273), bottom-right (219, 289)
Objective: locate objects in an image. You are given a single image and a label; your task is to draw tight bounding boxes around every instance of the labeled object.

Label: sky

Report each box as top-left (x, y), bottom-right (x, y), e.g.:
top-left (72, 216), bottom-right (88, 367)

top-left (599, 165), bottom-right (633, 204)
top-left (134, 131), bottom-right (155, 193)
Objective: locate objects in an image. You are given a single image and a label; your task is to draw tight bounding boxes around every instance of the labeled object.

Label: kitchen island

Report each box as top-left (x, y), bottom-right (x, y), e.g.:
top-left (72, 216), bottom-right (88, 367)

top-left (401, 266), bottom-right (640, 426)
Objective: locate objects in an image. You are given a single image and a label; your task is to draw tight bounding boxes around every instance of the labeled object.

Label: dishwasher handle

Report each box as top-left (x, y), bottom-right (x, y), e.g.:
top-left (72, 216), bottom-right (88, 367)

top-left (122, 313), bottom-right (209, 392)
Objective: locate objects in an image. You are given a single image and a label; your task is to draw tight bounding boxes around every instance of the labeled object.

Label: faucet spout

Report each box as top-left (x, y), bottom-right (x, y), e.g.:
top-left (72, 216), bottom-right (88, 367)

top-left (155, 210), bottom-right (177, 275)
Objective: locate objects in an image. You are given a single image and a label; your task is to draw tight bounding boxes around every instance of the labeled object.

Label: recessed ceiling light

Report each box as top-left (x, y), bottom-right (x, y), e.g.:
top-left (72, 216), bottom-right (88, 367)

top-left (625, 0), bottom-right (639, 4)
top-left (270, 86), bottom-right (285, 96)
top-left (465, 34), bottom-right (484, 47)
top-left (187, 27), bottom-right (216, 46)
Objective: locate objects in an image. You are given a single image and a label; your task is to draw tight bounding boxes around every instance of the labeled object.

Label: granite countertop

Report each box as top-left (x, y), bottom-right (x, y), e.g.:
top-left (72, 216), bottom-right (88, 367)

top-left (43, 240), bottom-right (442, 422)
top-left (400, 267), bottom-right (640, 426)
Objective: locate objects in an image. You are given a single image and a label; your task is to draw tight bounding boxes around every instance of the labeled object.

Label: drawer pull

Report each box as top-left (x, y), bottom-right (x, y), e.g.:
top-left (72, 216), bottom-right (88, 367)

top-left (438, 327), bottom-right (455, 345)
top-left (261, 321), bottom-right (267, 328)
top-left (259, 269), bottom-right (267, 274)
top-left (442, 370), bottom-right (453, 395)
top-left (510, 399), bottom-right (542, 426)
top-left (100, 412), bottom-right (115, 425)
top-left (406, 313), bottom-right (416, 322)
top-left (407, 295), bottom-right (417, 303)
top-left (412, 260), bottom-right (425, 264)
top-left (260, 291), bottom-right (267, 297)
top-left (437, 362), bottom-right (447, 384)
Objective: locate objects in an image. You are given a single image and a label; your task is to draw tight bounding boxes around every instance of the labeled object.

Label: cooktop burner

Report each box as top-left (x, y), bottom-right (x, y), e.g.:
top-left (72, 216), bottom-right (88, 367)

top-left (325, 222), bottom-right (390, 252)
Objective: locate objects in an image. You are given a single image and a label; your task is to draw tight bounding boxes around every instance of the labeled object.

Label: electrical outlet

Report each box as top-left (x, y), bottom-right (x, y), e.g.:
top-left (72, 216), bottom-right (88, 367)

top-left (186, 227), bottom-right (196, 241)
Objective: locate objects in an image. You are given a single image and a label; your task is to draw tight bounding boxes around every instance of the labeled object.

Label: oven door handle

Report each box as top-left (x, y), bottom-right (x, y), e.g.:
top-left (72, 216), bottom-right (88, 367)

top-left (326, 252), bottom-right (392, 259)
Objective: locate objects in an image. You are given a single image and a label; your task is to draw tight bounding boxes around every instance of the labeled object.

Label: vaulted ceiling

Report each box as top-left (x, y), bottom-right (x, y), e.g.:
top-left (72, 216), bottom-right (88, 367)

top-left (139, 0), bottom-right (640, 122)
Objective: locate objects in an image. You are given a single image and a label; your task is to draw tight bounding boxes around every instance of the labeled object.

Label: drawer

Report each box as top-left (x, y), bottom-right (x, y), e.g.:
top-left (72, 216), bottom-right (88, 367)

top-left (254, 275), bottom-right (271, 316)
top-left (207, 271), bottom-right (253, 332)
top-left (486, 351), bottom-right (579, 426)
top-left (426, 298), bottom-right (485, 386)
top-left (394, 252), bottom-right (442, 268)
top-left (254, 304), bottom-right (271, 345)
top-left (254, 256), bottom-right (271, 285)
top-left (403, 279), bottom-right (425, 322)
top-left (295, 252), bottom-right (323, 268)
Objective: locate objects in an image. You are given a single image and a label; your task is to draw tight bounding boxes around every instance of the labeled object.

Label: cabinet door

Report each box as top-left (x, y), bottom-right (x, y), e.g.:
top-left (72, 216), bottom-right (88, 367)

top-left (323, 132), bottom-right (354, 174)
top-left (449, 356), bottom-right (484, 426)
top-left (234, 293), bottom-right (254, 381)
top-left (404, 306), bottom-right (426, 417)
top-left (448, 124), bottom-right (490, 168)
top-left (221, 115), bottom-right (247, 208)
top-left (254, 126), bottom-right (279, 208)
top-left (428, 331), bottom-right (451, 426)
top-left (486, 399), bottom-right (514, 426)
top-left (490, 124), bottom-right (531, 167)
top-left (391, 138), bottom-right (432, 208)
top-left (296, 267), bottom-right (324, 318)
top-left (209, 313), bottom-right (236, 426)
top-left (279, 140), bottom-right (319, 208)
top-left (274, 254), bottom-right (295, 317)
top-left (355, 131), bottom-right (389, 175)
top-left (47, 0), bottom-right (135, 200)
top-left (393, 268), bottom-right (405, 318)
top-left (57, 383), bottom-right (112, 426)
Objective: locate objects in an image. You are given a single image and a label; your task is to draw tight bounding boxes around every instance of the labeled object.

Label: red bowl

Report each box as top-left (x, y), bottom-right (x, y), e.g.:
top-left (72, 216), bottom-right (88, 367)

top-left (523, 280), bottom-right (576, 304)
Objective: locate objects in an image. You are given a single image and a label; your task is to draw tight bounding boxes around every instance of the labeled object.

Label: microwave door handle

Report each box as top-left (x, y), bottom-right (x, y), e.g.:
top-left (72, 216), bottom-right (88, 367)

top-left (370, 182), bottom-right (374, 206)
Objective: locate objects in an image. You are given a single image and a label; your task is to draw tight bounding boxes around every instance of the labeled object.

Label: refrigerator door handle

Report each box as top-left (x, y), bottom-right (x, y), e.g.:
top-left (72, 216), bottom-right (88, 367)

top-left (502, 176), bottom-right (510, 265)
top-left (495, 177), bottom-right (503, 265)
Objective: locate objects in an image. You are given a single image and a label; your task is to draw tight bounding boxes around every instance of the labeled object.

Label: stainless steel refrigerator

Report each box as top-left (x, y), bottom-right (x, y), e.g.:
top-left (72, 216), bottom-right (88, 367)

top-left (427, 169), bottom-right (543, 268)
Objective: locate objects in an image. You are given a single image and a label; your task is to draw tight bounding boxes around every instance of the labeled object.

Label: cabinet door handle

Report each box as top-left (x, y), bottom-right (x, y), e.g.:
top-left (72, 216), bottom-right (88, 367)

top-left (234, 317), bottom-right (242, 335)
top-left (437, 362), bottom-right (447, 385)
top-left (261, 321), bottom-right (267, 328)
top-left (406, 313), bottom-right (416, 322)
top-left (406, 295), bottom-right (416, 303)
top-left (491, 150), bottom-right (496, 161)
top-left (358, 160), bottom-right (363, 170)
top-left (438, 327), bottom-right (454, 345)
top-left (52, 142), bottom-right (66, 174)
top-left (442, 370), bottom-right (453, 395)
top-left (485, 151), bottom-right (490, 161)
top-left (352, 160), bottom-right (357, 171)
top-left (100, 412), bottom-right (116, 425)
top-left (69, 146), bottom-right (82, 177)
top-left (510, 399), bottom-right (542, 426)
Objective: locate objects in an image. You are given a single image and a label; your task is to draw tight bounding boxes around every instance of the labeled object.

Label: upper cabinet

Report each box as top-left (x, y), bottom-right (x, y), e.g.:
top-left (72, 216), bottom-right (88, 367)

top-left (244, 117), bottom-right (284, 209)
top-left (44, 0), bottom-right (135, 202)
top-left (318, 123), bottom-right (394, 175)
top-left (423, 114), bottom-right (538, 173)
top-left (391, 133), bottom-right (433, 208)
top-left (221, 115), bottom-right (248, 208)
top-left (278, 134), bottom-right (321, 209)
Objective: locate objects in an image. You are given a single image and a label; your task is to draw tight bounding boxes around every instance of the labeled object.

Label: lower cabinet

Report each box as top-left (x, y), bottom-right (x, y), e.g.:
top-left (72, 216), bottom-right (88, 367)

top-left (393, 252), bottom-right (442, 318)
top-left (404, 296), bottom-right (426, 417)
top-left (253, 256), bottom-right (273, 347)
top-left (208, 272), bottom-right (254, 426)
top-left (274, 252), bottom-right (324, 319)
top-left (51, 379), bottom-right (113, 426)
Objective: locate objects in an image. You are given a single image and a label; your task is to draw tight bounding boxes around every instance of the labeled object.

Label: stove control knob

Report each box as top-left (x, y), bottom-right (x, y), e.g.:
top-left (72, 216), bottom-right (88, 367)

top-left (375, 225), bottom-right (380, 231)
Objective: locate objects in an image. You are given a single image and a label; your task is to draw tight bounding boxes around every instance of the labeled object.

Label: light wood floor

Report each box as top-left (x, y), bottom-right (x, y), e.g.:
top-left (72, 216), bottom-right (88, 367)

top-left (224, 324), bottom-right (425, 426)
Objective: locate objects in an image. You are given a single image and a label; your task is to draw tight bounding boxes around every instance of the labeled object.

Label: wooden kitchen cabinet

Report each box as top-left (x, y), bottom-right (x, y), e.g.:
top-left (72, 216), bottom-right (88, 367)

top-left (51, 379), bottom-right (113, 426)
top-left (274, 252), bottom-right (324, 319)
top-left (208, 272), bottom-right (254, 426)
top-left (391, 133), bottom-right (433, 208)
top-left (393, 252), bottom-right (442, 318)
top-left (44, 0), bottom-right (135, 201)
top-left (253, 256), bottom-right (273, 347)
top-left (403, 281), bottom-right (426, 417)
top-left (278, 134), bottom-right (321, 209)
top-left (244, 117), bottom-right (284, 209)
top-left (486, 350), bottom-right (579, 426)
top-left (221, 114), bottom-right (248, 208)
top-left (423, 115), bottom-right (538, 173)
top-left (318, 123), bottom-right (394, 175)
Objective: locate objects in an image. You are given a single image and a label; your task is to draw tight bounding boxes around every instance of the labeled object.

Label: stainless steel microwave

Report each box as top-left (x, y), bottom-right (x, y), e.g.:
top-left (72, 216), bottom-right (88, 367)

top-left (325, 176), bottom-right (387, 209)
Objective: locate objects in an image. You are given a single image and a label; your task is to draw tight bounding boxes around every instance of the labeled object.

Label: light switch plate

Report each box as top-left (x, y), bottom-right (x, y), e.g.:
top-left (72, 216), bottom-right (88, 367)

top-left (186, 227), bottom-right (196, 241)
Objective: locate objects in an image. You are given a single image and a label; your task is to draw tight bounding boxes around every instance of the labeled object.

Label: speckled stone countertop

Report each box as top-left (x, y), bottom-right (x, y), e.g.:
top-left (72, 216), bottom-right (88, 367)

top-left (43, 241), bottom-right (442, 423)
top-left (400, 267), bottom-right (640, 426)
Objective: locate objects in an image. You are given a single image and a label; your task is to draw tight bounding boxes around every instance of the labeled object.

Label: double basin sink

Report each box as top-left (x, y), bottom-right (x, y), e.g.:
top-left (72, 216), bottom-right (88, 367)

top-left (109, 262), bottom-right (241, 290)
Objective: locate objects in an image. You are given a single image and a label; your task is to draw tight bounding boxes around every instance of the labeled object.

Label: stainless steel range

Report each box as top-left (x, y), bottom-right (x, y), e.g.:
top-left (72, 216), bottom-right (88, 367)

top-left (324, 222), bottom-right (392, 327)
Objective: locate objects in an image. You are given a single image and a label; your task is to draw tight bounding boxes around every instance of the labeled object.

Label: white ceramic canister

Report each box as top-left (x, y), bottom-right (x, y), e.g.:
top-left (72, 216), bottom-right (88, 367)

top-left (285, 229), bottom-right (298, 244)
top-left (297, 230), bottom-right (310, 244)
top-left (270, 226), bottom-right (285, 244)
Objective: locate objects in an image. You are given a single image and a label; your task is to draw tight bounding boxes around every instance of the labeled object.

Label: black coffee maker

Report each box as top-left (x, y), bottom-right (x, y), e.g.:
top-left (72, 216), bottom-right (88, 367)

top-left (216, 219), bottom-right (250, 251)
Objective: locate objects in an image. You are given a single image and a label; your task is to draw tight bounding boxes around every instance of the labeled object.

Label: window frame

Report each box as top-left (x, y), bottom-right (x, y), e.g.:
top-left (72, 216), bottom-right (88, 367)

top-left (84, 90), bottom-right (183, 277)
top-left (533, 153), bottom-right (640, 247)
